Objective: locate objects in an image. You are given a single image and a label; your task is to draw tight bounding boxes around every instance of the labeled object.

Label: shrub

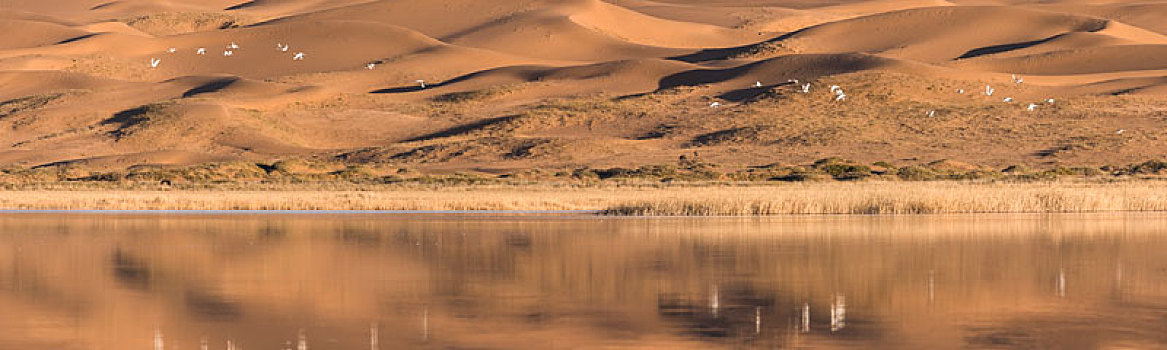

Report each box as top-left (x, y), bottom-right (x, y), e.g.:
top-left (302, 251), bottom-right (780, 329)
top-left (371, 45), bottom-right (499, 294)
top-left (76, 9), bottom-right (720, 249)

top-left (897, 166), bottom-right (937, 181)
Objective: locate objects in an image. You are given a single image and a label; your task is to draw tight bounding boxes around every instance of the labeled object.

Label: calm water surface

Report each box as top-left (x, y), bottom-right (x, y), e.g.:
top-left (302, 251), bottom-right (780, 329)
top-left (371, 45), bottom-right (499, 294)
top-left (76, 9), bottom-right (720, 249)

top-left (2, 213), bottom-right (1166, 349)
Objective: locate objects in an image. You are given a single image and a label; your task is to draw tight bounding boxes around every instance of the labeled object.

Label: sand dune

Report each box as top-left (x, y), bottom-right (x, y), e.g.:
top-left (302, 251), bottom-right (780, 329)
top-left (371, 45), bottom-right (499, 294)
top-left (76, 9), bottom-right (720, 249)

top-left (1, 0), bottom-right (1166, 172)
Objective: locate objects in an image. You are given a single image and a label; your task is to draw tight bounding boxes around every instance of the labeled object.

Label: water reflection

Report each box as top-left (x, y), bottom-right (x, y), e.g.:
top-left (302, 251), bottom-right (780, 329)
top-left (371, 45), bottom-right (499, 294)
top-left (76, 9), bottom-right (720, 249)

top-left (0, 214), bottom-right (1166, 349)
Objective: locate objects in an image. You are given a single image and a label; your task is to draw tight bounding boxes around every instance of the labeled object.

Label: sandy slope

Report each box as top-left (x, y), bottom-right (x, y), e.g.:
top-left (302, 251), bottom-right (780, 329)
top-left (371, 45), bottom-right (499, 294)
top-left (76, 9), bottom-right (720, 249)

top-left (1, 0), bottom-right (1166, 172)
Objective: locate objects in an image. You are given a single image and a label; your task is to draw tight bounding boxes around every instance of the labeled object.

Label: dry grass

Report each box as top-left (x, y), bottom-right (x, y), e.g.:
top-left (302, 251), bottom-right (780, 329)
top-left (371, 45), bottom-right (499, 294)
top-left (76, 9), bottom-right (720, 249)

top-left (1, 181), bottom-right (1166, 215)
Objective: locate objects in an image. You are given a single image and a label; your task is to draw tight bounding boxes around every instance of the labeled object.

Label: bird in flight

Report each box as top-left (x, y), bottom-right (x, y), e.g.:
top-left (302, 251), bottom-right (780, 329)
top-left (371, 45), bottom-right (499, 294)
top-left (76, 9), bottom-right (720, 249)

top-left (149, 58), bottom-right (161, 68)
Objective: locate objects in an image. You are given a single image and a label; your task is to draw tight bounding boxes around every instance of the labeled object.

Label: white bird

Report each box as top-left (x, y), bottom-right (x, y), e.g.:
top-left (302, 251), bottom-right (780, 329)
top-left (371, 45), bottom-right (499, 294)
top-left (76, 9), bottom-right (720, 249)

top-left (416, 80), bottom-right (427, 89)
top-left (829, 85), bottom-right (841, 93)
top-left (365, 63), bottom-right (376, 70)
top-left (800, 83), bottom-right (811, 93)
top-left (835, 93), bottom-right (847, 102)
top-left (228, 42), bottom-right (240, 49)
top-left (957, 89), bottom-right (965, 94)
top-left (1047, 98), bottom-right (1055, 104)
top-left (277, 43), bottom-right (289, 52)
top-left (985, 85), bottom-right (994, 96)
top-left (149, 58), bottom-right (161, 68)
top-left (166, 48), bottom-right (176, 54)
top-left (1116, 129), bottom-right (1126, 135)
top-left (223, 50), bottom-right (233, 56)
top-left (196, 48), bottom-right (206, 55)
top-left (1003, 97), bottom-right (1014, 103)
top-left (1012, 74), bottom-right (1023, 84)
top-left (292, 52), bottom-right (305, 61)
top-left (788, 79), bottom-right (799, 84)
top-left (710, 102), bottom-right (721, 108)
top-left (754, 81), bottom-right (763, 88)
top-left (1027, 103), bottom-right (1037, 112)
top-left (927, 110), bottom-right (935, 117)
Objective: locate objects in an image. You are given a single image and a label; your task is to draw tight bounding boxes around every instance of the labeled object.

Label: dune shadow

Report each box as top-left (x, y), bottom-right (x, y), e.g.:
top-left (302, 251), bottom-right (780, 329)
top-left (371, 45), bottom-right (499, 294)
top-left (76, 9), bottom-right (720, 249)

top-left (103, 105), bottom-right (149, 129)
top-left (225, 1), bottom-right (257, 10)
top-left (57, 33), bottom-right (99, 45)
top-left (89, 2), bottom-right (115, 10)
top-left (182, 77), bottom-right (240, 98)
top-left (716, 84), bottom-right (789, 102)
top-left (370, 86), bottom-right (426, 94)
top-left (657, 54), bottom-right (882, 92)
top-left (403, 115), bottom-right (519, 142)
top-left (668, 31), bottom-right (800, 63)
top-left (957, 34), bottom-right (1064, 60)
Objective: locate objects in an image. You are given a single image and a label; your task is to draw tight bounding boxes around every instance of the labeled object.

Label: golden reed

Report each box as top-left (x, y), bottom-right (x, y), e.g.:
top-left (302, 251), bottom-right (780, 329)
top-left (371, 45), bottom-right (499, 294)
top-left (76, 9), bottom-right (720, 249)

top-left (1, 181), bottom-right (1166, 215)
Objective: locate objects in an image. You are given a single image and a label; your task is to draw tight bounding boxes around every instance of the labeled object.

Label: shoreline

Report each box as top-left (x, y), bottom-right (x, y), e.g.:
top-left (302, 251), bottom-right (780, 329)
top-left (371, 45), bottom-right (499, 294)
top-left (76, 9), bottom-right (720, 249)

top-left (2, 180), bottom-right (1166, 216)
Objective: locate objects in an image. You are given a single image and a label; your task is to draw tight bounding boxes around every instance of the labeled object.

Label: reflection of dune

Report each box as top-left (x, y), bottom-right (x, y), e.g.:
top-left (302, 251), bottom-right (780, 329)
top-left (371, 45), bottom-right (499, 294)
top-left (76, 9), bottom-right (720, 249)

top-left (1, 215), bottom-right (1166, 348)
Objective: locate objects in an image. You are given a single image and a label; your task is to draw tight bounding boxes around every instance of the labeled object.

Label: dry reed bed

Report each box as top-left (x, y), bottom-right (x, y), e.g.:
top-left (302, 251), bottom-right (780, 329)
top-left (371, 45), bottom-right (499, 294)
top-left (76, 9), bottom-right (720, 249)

top-left (0, 182), bottom-right (1165, 215)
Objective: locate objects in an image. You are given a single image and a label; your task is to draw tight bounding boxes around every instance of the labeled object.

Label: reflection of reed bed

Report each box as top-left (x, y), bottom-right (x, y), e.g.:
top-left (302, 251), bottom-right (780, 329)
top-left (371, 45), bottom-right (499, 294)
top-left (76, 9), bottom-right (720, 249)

top-left (1, 181), bottom-right (1167, 215)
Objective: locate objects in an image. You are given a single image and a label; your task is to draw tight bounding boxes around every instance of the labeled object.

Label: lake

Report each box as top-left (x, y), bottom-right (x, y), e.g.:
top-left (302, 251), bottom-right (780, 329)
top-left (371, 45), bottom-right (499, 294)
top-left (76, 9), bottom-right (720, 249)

top-left (1, 213), bottom-right (1165, 349)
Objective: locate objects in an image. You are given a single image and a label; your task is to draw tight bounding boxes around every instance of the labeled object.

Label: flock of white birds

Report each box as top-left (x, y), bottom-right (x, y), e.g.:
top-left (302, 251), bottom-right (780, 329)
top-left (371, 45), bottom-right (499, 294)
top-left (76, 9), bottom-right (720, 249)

top-left (144, 45), bottom-right (1122, 133)
top-left (147, 41), bottom-right (341, 69)
top-left (145, 42), bottom-right (437, 88)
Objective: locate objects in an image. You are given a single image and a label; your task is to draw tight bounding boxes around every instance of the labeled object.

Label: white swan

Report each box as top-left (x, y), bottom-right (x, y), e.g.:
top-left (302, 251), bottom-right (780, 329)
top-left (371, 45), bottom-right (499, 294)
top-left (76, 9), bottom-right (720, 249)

top-left (223, 50), bottom-right (233, 56)
top-left (710, 102), bottom-right (721, 108)
top-left (1003, 97), bottom-right (1014, 103)
top-left (985, 85), bottom-right (994, 96)
top-left (366, 63), bottom-right (376, 70)
top-left (149, 58), bottom-right (161, 68)
top-left (1027, 103), bottom-right (1037, 112)
top-left (228, 42), bottom-right (240, 49)
top-left (196, 48), bottom-right (206, 55)
top-left (292, 52), bottom-right (305, 61)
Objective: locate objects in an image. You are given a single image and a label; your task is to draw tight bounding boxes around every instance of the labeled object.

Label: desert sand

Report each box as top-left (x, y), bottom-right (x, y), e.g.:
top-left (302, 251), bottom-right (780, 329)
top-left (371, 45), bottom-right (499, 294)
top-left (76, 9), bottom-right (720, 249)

top-left (1, 0), bottom-right (1166, 174)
